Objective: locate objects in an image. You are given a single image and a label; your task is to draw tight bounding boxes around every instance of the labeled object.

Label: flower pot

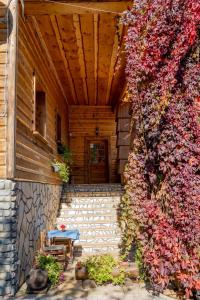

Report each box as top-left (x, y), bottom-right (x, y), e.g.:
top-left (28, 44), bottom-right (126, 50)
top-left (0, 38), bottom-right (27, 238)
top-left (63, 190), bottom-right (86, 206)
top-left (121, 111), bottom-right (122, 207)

top-left (119, 262), bottom-right (139, 279)
top-left (75, 263), bottom-right (88, 280)
top-left (26, 268), bottom-right (48, 293)
top-left (52, 164), bottom-right (60, 173)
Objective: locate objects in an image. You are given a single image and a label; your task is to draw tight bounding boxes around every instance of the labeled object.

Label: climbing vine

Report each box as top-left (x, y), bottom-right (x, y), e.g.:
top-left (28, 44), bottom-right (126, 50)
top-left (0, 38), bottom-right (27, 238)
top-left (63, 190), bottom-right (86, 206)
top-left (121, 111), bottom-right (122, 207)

top-left (122, 0), bottom-right (200, 297)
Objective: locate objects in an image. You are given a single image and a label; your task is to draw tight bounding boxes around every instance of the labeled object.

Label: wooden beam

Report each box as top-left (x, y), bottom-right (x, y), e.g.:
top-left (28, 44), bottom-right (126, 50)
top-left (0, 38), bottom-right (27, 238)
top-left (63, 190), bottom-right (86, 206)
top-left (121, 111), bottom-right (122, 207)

top-left (79, 14), bottom-right (95, 105)
top-left (94, 13), bottom-right (98, 105)
top-left (31, 16), bottom-right (68, 103)
top-left (73, 14), bottom-right (88, 105)
top-left (6, 0), bottom-right (18, 178)
top-left (50, 15), bottom-right (77, 104)
top-left (97, 14), bottom-right (116, 105)
top-left (24, 1), bottom-right (131, 15)
top-left (105, 22), bottom-right (123, 104)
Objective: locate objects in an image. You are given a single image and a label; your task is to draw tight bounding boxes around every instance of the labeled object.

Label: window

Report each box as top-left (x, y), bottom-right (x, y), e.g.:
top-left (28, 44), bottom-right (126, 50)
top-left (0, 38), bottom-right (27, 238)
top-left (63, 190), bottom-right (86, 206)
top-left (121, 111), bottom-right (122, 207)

top-left (56, 113), bottom-right (61, 143)
top-left (33, 76), bottom-right (46, 138)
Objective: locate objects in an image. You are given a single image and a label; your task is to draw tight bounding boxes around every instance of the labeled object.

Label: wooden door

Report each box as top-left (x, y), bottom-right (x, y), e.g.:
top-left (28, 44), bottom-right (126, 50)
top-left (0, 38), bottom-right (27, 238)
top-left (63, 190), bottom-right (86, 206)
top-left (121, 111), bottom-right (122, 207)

top-left (86, 139), bottom-right (109, 183)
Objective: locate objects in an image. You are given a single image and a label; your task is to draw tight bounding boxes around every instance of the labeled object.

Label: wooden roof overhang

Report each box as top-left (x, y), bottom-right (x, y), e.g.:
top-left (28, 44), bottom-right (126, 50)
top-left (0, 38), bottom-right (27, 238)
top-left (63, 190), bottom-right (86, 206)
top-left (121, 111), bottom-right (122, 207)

top-left (23, 0), bottom-right (129, 106)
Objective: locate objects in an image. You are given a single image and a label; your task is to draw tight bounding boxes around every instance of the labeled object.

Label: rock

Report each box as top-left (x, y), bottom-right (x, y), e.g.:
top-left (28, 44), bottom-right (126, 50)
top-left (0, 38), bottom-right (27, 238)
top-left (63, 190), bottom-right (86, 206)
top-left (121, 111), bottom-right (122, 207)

top-left (82, 279), bottom-right (97, 290)
top-left (195, 290), bottom-right (200, 300)
top-left (26, 268), bottom-right (48, 292)
top-left (120, 262), bottom-right (139, 279)
top-left (124, 278), bottom-right (135, 287)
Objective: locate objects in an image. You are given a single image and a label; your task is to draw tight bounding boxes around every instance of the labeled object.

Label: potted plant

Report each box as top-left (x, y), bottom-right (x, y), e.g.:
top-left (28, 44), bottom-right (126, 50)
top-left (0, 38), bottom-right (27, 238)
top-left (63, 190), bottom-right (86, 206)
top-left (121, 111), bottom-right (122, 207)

top-left (51, 160), bottom-right (70, 183)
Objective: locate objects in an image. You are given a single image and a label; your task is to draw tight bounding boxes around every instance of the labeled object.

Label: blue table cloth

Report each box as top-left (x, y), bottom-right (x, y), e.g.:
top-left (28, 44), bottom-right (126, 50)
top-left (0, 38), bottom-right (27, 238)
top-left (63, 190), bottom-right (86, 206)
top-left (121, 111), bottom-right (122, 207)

top-left (47, 229), bottom-right (80, 241)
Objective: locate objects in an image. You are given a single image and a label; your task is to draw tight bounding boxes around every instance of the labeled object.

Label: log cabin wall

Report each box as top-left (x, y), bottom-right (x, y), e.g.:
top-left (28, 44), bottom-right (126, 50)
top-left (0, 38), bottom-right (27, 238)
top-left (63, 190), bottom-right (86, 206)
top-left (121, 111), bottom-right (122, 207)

top-left (0, 2), bottom-right (8, 178)
top-left (15, 15), bottom-right (69, 184)
top-left (69, 105), bottom-right (119, 184)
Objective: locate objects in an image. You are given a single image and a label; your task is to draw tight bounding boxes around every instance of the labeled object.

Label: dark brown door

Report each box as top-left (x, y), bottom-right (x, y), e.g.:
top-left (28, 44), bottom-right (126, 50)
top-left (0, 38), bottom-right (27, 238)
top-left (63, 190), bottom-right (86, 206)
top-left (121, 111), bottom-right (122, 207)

top-left (87, 139), bottom-right (109, 183)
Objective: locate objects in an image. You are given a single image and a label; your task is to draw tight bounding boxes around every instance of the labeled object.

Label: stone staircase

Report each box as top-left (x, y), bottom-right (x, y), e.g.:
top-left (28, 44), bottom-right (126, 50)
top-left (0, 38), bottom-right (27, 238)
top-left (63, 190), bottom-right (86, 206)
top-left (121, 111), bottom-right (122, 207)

top-left (56, 184), bottom-right (124, 256)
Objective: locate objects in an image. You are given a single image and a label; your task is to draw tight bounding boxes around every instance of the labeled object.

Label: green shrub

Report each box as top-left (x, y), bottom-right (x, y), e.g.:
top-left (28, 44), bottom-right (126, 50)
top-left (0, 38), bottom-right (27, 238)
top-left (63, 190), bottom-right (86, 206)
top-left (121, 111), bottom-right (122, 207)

top-left (52, 160), bottom-right (70, 182)
top-left (36, 254), bottom-right (61, 286)
top-left (84, 254), bottom-right (125, 285)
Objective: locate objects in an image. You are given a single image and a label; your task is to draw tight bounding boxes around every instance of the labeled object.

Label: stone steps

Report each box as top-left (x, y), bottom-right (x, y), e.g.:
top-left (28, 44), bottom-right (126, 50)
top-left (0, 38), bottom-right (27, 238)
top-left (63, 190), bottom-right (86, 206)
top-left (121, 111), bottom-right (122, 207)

top-left (62, 184), bottom-right (123, 193)
top-left (58, 209), bottom-right (119, 217)
top-left (61, 194), bottom-right (122, 203)
top-left (56, 184), bottom-right (123, 256)
top-left (60, 223), bottom-right (120, 230)
top-left (60, 198), bottom-right (120, 207)
top-left (74, 243), bottom-right (120, 255)
top-left (57, 215), bottom-right (119, 223)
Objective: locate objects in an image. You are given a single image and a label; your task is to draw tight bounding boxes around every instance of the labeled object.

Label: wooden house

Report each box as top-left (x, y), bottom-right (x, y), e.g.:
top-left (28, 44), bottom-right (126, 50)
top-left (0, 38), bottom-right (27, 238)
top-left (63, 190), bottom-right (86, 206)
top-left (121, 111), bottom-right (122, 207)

top-left (0, 0), bottom-right (131, 295)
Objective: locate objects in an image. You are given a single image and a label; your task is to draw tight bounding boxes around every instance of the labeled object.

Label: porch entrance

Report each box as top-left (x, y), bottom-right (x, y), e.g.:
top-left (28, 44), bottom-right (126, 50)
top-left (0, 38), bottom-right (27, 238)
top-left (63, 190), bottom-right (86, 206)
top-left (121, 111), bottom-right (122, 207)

top-left (86, 138), bottom-right (109, 184)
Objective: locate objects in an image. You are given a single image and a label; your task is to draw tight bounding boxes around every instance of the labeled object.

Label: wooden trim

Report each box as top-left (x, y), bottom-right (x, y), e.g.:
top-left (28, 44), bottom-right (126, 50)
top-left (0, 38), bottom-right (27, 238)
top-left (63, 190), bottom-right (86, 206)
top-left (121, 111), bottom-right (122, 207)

top-left (33, 131), bottom-right (48, 145)
top-left (24, 2), bottom-right (131, 16)
top-left (73, 14), bottom-right (88, 105)
top-left (105, 23), bottom-right (123, 105)
top-left (94, 13), bottom-right (98, 105)
top-left (6, 0), bottom-right (18, 179)
top-left (84, 136), bottom-right (111, 184)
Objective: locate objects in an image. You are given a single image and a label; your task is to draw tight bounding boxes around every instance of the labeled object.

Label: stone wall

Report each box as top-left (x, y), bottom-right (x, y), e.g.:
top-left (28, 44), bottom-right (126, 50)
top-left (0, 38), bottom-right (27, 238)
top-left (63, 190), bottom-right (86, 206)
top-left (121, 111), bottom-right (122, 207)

top-left (0, 180), bottom-right (61, 296)
top-left (0, 180), bottom-right (18, 296)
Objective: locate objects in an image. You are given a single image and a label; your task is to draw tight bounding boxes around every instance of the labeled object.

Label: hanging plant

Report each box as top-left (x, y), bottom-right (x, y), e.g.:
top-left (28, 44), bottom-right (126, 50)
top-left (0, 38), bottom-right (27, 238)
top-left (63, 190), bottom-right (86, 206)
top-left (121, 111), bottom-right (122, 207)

top-left (51, 160), bottom-right (70, 183)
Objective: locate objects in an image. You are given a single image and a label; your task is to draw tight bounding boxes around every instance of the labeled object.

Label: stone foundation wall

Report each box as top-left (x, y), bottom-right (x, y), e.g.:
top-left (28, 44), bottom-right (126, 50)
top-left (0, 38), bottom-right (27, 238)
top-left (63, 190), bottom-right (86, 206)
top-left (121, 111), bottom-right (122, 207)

top-left (0, 180), bottom-right (61, 296)
top-left (0, 180), bottom-right (18, 296)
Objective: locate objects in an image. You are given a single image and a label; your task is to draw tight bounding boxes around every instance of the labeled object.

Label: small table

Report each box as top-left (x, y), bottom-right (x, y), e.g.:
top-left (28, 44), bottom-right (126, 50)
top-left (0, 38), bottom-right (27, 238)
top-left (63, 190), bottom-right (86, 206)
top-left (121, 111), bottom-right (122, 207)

top-left (47, 230), bottom-right (80, 260)
top-left (47, 229), bottom-right (80, 241)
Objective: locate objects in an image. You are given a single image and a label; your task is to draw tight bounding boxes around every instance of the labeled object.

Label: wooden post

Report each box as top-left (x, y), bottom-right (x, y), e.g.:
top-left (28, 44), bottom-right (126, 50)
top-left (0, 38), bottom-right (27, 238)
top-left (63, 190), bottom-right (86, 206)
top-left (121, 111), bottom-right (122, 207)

top-left (6, 0), bottom-right (18, 179)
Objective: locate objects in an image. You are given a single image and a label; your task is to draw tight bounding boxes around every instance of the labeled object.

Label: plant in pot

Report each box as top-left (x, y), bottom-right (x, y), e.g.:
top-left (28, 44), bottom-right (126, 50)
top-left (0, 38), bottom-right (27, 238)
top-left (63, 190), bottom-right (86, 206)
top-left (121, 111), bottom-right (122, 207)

top-left (51, 160), bottom-right (70, 183)
top-left (36, 253), bottom-right (62, 286)
top-left (26, 253), bottom-right (63, 292)
top-left (78, 254), bottom-right (126, 285)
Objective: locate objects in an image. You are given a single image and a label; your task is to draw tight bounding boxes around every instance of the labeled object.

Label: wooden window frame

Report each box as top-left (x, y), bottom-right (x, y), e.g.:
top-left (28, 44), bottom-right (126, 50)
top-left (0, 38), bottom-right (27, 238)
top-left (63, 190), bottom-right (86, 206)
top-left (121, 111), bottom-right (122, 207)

top-left (56, 113), bottom-right (62, 143)
top-left (33, 73), bottom-right (48, 144)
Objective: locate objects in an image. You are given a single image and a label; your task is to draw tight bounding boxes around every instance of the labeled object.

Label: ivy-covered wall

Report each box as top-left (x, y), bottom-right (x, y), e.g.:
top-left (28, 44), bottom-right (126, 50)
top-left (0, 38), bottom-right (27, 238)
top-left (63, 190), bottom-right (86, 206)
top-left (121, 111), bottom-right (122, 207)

top-left (122, 0), bottom-right (200, 297)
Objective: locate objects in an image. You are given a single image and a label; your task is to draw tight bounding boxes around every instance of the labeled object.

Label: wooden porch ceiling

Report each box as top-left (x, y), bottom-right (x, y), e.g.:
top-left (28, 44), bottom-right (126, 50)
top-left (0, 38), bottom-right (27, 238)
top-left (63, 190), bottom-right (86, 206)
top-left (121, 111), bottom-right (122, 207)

top-left (24, 0), bottom-right (128, 106)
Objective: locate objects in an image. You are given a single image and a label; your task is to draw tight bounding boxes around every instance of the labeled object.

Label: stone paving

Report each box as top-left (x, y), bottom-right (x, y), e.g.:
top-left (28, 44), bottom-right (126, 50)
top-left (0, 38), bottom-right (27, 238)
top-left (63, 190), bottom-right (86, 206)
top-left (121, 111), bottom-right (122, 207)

top-left (9, 264), bottom-right (174, 300)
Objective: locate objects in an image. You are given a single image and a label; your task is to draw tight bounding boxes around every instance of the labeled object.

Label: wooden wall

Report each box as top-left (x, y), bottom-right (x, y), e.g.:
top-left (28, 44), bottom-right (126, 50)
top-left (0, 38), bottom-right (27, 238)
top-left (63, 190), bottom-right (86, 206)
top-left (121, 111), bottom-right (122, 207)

top-left (0, 2), bottom-right (8, 178)
top-left (15, 15), bottom-right (69, 183)
top-left (116, 104), bottom-right (130, 178)
top-left (69, 106), bottom-right (119, 184)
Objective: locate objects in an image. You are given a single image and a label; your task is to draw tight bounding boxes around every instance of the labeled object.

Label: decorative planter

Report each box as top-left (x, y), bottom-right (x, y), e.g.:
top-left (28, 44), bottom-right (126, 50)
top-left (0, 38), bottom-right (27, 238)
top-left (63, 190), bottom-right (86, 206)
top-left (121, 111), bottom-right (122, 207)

top-left (75, 263), bottom-right (88, 280)
top-left (26, 268), bottom-right (48, 293)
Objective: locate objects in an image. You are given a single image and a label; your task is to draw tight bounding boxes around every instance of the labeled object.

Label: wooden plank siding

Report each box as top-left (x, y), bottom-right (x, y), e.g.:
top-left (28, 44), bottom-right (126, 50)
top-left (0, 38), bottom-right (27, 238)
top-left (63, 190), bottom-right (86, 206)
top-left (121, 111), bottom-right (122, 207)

top-left (15, 15), bottom-right (69, 184)
top-left (69, 105), bottom-right (119, 184)
top-left (0, 2), bottom-right (8, 178)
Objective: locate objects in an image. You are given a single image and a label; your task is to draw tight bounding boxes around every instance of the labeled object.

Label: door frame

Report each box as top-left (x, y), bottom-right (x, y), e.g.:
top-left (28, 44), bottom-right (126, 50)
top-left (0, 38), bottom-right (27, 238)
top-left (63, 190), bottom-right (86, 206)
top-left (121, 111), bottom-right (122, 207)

top-left (84, 136), bottom-right (111, 184)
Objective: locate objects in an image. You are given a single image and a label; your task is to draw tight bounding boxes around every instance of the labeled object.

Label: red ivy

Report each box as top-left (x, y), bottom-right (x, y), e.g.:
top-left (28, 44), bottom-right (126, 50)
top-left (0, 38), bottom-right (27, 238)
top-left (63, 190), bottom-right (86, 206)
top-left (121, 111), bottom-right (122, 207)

top-left (123, 0), bottom-right (200, 297)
